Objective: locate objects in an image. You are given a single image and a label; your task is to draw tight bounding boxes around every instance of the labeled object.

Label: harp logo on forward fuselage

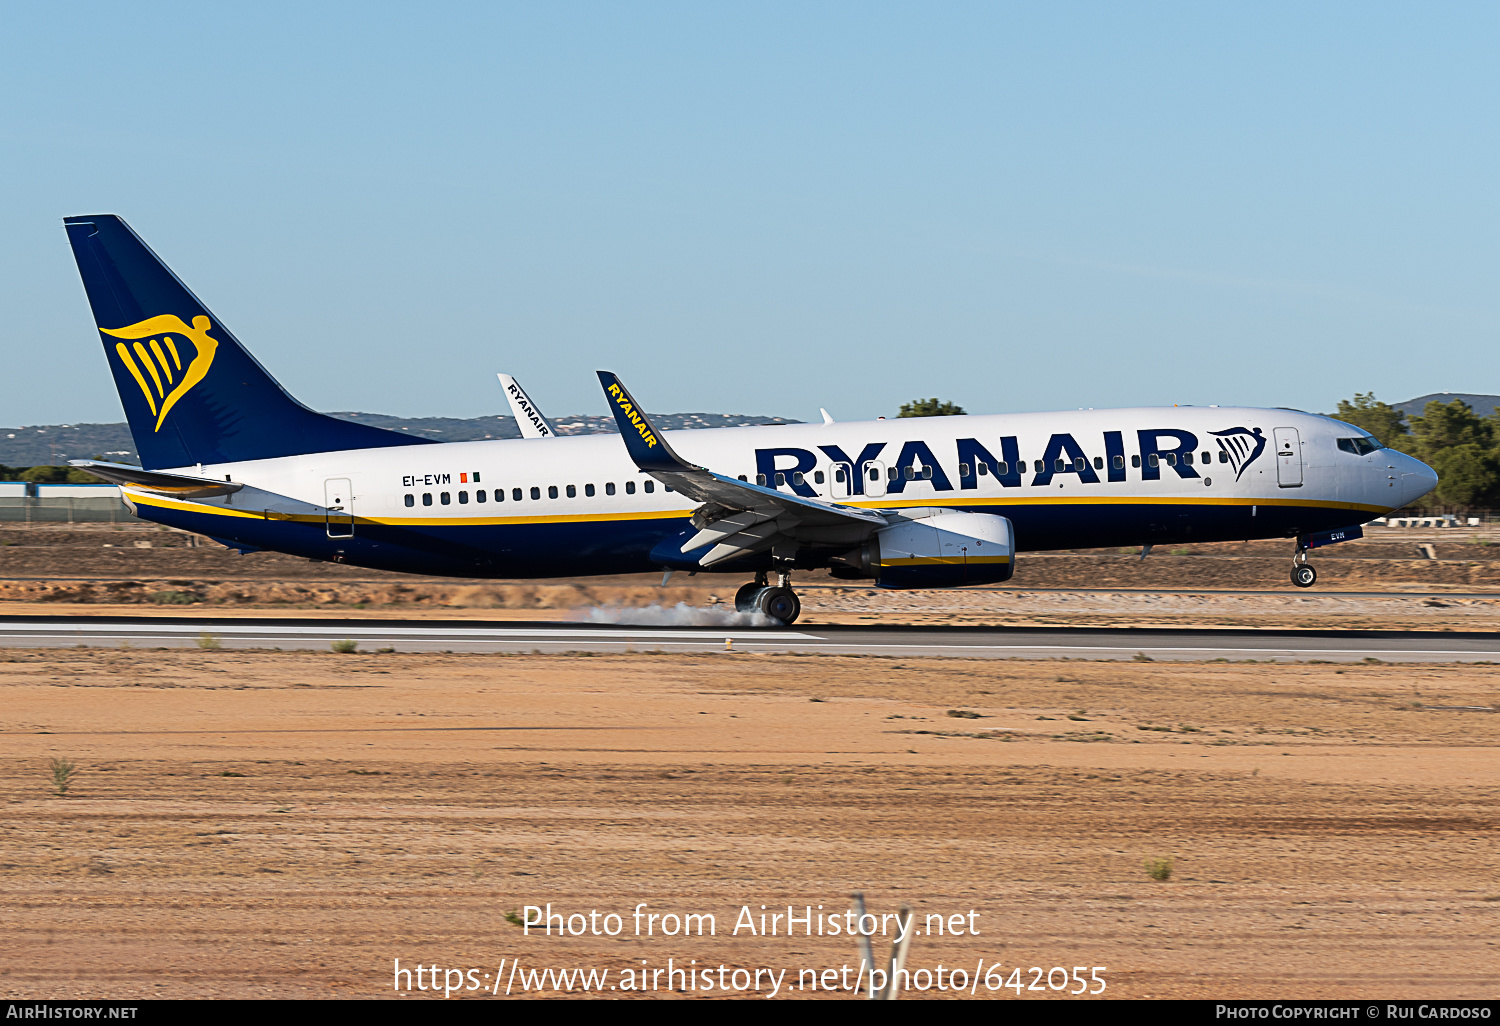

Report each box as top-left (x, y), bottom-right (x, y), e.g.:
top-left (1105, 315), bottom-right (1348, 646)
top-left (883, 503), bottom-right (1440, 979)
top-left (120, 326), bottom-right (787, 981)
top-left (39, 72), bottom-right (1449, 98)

top-left (101, 315), bottom-right (220, 432)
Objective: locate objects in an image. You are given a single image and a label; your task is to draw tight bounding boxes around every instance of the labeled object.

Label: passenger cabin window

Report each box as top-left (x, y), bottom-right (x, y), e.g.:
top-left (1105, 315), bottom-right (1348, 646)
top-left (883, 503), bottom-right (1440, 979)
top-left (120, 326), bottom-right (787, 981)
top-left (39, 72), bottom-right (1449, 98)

top-left (440, 492), bottom-right (451, 504)
top-left (958, 463), bottom-right (971, 477)
top-left (404, 494), bottom-right (414, 507)
top-left (1033, 460), bottom-right (1044, 473)
top-left (512, 488), bottom-right (523, 501)
top-left (566, 485), bottom-right (576, 498)
top-left (422, 493), bottom-right (433, 506)
top-left (1182, 453), bottom-right (1193, 465)
top-left (476, 489), bottom-right (486, 503)
top-left (1337, 437), bottom-right (1381, 455)
top-left (1165, 453), bottom-right (1177, 466)
top-left (1219, 451), bottom-right (1229, 463)
top-left (1131, 455), bottom-right (1141, 469)
top-left (530, 487), bottom-right (540, 500)
top-left (996, 462), bottom-right (1008, 475)
top-left (605, 482), bottom-right (616, 495)
top-left (1113, 455), bottom-right (1125, 470)
top-left (775, 473), bottom-right (786, 486)
top-left (644, 480), bottom-right (654, 493)
top-left (738, 475), bottom-right (747, 482)
top-left (792, 472), bottom-right (803, 485)
top-left (756, 474), bottom-right (767, 485)
top-left (585, 484), bottom-right (595, 497)
top-left (548, 486), bottom-right (558, 499)
top-left (1201, 452), bottom-right (1211, 464)
top-left (1148, 454), bottom-right (1159, 468)
top-left (626, 481), bottom-right (636, 494)
top-left (1093, 457), bottom-right (1103, 470)
top-left (458, 490), bottom-right (469, 503)
top-left (814, 471), bottom-right (824, 484)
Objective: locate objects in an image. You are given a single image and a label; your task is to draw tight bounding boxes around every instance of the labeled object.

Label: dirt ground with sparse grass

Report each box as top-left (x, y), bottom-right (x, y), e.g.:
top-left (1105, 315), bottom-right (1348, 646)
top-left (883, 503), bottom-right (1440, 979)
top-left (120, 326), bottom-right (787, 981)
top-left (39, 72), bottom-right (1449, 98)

top-left (0, 648), bottom-right (1496, 999)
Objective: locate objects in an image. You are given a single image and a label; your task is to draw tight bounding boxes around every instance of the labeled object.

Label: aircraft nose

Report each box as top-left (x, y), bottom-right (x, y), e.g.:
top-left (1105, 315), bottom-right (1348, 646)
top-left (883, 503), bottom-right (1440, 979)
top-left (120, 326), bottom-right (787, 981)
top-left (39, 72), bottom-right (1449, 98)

top-left (1395, 452), bottom-right (1438, 507)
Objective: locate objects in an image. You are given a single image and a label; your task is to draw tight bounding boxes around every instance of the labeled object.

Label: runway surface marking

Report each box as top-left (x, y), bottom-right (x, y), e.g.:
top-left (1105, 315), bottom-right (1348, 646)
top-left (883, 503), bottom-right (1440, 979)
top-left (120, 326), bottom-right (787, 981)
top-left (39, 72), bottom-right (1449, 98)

top-left (2, 617), bottom-right (1498, 661)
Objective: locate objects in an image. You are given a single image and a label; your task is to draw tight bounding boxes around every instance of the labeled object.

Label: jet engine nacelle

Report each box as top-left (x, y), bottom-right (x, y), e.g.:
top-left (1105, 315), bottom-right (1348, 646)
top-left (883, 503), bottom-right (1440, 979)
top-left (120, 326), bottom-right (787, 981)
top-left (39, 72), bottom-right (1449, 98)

top-left (834, 510), bottom-right (1015, 589)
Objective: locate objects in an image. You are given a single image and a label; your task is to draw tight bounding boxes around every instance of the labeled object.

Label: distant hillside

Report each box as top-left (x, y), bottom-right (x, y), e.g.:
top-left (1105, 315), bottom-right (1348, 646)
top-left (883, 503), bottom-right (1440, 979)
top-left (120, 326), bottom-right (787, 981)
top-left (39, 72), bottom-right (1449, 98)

top-left (1391, 393), bottom-right (1500, 419)
top-left (0, 411), bottom-right (800, 467)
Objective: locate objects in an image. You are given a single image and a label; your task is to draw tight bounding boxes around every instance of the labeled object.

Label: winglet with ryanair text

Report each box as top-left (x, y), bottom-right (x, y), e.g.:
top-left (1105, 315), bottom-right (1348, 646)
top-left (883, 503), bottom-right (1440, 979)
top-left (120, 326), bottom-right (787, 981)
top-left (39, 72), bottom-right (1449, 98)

top-left (595, 371), bottom-right (703, 474)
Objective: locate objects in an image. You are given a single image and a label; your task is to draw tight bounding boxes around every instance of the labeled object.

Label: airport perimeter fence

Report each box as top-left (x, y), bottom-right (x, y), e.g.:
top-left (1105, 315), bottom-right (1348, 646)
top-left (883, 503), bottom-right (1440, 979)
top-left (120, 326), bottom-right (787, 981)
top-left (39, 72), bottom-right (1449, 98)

top-left (0, 497), bottom-right (133, 525)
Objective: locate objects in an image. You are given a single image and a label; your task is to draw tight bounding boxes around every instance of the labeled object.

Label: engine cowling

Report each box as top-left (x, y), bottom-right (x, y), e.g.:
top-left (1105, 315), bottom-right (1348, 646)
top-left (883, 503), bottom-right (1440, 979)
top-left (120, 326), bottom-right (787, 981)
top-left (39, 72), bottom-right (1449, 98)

top-left (837, 510), bottom-right (1015, 589)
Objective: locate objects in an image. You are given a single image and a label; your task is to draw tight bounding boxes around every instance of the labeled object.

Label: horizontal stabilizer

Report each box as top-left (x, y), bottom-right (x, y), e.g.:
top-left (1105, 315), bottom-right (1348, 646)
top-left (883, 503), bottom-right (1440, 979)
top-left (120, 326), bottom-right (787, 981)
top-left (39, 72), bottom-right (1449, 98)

top-left (68, 460), bottom-right (242, 499)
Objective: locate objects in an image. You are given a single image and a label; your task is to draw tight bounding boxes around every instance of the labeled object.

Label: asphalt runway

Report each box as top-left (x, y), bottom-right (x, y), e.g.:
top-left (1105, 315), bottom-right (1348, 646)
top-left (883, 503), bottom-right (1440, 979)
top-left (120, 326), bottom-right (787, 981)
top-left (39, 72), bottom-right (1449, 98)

top-left (2, 614), bottom-right (1498, 662)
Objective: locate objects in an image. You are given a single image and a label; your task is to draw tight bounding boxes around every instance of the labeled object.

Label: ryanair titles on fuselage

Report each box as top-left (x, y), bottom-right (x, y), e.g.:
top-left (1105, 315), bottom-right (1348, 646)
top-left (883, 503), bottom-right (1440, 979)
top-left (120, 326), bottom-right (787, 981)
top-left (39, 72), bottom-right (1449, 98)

top-left (749, 423), bottom-right (1267, 496)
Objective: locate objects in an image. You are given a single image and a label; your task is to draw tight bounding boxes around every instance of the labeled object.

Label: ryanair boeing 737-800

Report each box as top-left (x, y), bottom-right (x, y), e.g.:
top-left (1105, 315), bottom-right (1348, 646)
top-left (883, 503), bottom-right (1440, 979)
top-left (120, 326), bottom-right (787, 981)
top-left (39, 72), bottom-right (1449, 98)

top-left (61, 215), bottom-right (1437, 625)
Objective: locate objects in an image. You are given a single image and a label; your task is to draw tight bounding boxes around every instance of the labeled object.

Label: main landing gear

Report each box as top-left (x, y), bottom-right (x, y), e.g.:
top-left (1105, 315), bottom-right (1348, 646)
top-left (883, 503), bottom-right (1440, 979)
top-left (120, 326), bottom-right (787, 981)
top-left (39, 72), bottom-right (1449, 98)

top-left (1291, 542), bottom-right (1317, 589)
top-left (734, 570), bottom-right (802, 625)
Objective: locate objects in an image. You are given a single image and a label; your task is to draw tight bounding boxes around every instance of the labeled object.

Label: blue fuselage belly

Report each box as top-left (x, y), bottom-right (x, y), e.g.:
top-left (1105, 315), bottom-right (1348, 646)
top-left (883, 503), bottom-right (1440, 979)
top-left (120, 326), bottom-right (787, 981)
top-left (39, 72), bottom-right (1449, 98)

top-left (136, 498), bottom-right (1357, 579)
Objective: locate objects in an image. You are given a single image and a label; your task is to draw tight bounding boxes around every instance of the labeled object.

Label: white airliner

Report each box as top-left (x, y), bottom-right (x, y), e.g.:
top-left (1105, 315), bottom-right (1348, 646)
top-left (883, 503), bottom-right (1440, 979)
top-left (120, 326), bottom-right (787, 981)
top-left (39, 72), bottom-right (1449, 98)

top-left (61, 215), bottom-right (1437, 624)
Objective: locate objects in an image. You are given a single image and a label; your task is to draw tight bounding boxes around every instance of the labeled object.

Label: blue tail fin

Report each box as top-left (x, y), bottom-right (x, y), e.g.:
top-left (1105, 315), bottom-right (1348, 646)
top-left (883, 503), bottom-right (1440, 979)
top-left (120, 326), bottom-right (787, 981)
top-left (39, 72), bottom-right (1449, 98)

top-left (63, 215), bottom-right (431, 469)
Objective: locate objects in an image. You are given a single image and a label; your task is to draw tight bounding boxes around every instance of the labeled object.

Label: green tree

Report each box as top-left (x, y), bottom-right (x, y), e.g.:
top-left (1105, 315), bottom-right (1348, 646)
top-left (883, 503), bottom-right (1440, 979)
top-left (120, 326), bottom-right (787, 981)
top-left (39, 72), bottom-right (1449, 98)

top-left (1329, 393), bottom-right (1409, 449)
top-left (1427, 443), bottom-right (1500, 508)
top-left (898, 398), bottom-right (966, 418)
top-left (15, 465), bottom-right (105, 484)
top-left (1408, 399), bottom-right (1495, 460)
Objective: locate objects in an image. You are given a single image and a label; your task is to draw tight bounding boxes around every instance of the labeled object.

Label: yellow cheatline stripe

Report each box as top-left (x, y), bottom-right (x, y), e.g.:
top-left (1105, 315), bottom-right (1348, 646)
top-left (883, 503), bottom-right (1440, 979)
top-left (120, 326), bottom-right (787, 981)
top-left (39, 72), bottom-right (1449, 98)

top-left (124, 491), bottom-right (695, 526)
top-left (163, 336), bottom-right (182, 370)
top-left (132, 341), bottom-right (165, 397)
top-left (114, 343), bottom-right (157, 416)
top-left (125, 490), bottom-right (1388, 528)
top-left (881, 555), bottom-right (1011, 566)
top-left (148, 338), bottom-right (175, 384)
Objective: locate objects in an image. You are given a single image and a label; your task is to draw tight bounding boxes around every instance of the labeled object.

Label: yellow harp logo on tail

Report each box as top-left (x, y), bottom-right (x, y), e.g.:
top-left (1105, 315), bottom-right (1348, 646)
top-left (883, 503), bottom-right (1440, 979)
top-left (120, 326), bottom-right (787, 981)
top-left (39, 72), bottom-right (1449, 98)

top-left (101, 315), bottom-right (219, 432)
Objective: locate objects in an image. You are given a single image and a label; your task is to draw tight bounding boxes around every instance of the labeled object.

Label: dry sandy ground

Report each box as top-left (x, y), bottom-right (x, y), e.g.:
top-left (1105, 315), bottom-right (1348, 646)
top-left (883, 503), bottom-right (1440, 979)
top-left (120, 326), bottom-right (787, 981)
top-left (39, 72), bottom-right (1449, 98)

top-left (0, 648), bottom-right (1496, 1000)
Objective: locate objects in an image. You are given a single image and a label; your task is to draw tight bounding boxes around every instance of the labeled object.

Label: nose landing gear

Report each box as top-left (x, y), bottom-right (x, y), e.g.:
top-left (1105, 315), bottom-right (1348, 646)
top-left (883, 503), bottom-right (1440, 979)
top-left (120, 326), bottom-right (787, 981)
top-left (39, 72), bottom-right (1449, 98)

top-left (733, 569), bottom-right (802, 624)
top-left (1291, 540), bottom-right (1316, 588)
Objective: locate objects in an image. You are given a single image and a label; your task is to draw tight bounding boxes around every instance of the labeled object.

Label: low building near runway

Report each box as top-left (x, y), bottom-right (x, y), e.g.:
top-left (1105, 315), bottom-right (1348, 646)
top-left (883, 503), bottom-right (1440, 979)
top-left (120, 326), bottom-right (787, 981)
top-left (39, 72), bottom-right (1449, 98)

top-left (0, 482), bottom-right (125, 524)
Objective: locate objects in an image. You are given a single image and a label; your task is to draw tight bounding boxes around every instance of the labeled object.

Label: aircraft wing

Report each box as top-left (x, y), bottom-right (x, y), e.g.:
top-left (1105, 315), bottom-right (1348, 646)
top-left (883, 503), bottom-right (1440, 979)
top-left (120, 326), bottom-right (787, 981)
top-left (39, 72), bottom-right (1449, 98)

top-left (596, 372), bottom-right (883, 567)
top-left (498, 373), bottom-right (557, 438)
top-left (68, 460), bottom-right (243, 498)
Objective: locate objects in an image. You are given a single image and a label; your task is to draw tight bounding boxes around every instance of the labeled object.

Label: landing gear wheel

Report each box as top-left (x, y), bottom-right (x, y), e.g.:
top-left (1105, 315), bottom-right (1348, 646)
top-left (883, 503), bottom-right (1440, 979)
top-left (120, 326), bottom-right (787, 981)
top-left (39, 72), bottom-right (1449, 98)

top-left (734, 582), bottom-right (765, 612)
top-left (757, 586), bottom-right (801, 625)
top-left (1291, 564), bottom-right (1317, 588)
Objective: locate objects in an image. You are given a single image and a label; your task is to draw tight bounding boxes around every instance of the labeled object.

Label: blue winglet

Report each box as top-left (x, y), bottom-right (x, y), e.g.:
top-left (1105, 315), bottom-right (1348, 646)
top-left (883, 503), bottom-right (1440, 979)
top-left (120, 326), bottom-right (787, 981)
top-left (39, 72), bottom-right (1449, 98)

top-left (596, 371), bottom-right (701, 474)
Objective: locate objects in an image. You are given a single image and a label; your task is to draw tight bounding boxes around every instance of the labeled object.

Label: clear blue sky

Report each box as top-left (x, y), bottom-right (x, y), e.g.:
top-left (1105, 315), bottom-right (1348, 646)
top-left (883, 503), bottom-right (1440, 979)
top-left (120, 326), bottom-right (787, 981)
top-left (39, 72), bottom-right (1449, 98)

top-left (3, 2), bottom-right (1497, 426)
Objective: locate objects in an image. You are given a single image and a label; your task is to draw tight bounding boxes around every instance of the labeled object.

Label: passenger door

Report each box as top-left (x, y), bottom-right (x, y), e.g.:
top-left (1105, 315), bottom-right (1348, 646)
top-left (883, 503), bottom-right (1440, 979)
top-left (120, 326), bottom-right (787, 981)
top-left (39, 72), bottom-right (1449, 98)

top-left (862, 460), bottom-right (887, 498)
top-left (1273, 428), bottom-right (1303, 487)
top-left (324, 478), bottom-right (354, 537)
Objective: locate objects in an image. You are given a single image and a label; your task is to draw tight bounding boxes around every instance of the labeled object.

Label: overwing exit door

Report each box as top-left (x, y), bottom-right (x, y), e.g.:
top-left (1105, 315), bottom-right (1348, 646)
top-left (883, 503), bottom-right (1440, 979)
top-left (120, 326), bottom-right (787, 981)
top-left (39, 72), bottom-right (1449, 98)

top-left (829, 463), bottom-right (852, 499)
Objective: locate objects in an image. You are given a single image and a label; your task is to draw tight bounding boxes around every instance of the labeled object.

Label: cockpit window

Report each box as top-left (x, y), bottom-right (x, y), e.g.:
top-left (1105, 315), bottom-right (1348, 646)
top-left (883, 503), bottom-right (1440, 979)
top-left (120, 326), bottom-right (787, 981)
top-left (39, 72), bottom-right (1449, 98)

top-left (1337, 437), bottom-right (1382, 456)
